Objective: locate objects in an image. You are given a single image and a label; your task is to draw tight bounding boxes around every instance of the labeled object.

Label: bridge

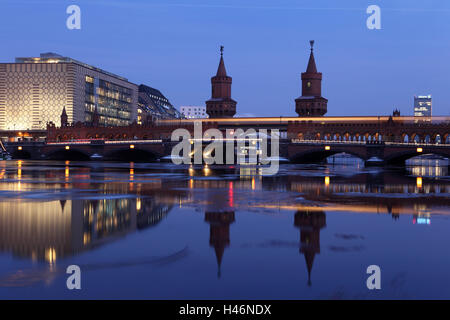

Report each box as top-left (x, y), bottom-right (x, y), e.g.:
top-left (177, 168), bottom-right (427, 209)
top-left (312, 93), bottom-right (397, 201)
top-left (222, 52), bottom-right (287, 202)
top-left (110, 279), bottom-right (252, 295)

top-left (3, 115), bottom-right (450, 165)
top-left (3, 42), bottom-right (449, 166)
top-left (289, 140), bottom-right (450, 165)
top-left (6, 140), bottom-right (166, 161)
top-left (2, 42), bottom-right (449, 165)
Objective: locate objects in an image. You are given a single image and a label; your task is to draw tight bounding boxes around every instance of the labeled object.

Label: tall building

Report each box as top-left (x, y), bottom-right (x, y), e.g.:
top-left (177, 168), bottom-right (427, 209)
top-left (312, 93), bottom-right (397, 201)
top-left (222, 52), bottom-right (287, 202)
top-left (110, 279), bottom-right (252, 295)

top-left (0, 52), bottom-right (138, 130)
top-left (295, 41), bottom-right (328, 117)
top-left (206, 46), bottom-right (237, 118)
top-left (414, 95), bottom-right (432, 118)
top-left (180, 106), bottom-right (208, 119)
top-left (137, 84), bottom-right (182, 124)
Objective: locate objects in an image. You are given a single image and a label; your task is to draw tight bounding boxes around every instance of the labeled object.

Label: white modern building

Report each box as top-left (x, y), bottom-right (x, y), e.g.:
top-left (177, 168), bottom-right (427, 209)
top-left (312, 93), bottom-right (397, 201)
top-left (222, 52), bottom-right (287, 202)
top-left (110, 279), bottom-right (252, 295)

top-left (0, 52), bottom-right (138, 130)
top-left (180, 106), bottom-right (208, 119)
top-left (414, 95), bottom-right (432, 118)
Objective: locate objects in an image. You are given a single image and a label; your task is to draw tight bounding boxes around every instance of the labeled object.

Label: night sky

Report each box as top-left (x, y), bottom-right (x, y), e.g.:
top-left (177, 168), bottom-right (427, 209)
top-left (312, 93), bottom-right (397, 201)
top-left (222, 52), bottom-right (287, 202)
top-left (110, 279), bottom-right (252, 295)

top-left (1, 0), bottom-right (449, 116)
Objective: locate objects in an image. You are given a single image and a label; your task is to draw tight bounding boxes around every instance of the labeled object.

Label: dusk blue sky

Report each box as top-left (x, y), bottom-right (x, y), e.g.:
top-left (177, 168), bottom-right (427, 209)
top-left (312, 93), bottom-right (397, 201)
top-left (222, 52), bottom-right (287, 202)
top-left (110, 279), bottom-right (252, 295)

top-left (1, 0), bottom-right (449, 116)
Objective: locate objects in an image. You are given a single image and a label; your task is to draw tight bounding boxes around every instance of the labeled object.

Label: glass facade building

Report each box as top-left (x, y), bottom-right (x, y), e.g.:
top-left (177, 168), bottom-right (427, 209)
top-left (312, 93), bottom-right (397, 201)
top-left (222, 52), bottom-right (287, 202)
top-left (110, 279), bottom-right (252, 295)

top-left (137, 84), bottom-right (182, 124)
top-left (414, 95), bottom-right (432, 118)
top-left (180, 106), bottom-right (208, 119)
top-left (85, 76), bottom-right (134, 126)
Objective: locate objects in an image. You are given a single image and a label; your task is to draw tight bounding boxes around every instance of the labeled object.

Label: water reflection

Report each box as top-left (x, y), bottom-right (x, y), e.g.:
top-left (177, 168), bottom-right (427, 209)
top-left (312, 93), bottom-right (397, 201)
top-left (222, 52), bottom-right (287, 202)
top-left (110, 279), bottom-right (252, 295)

top-left (406, 157), bottom-right (448, 177)
top-left (0, 161), bottom-right (449, 264)
top-left (294, 210), bottom-right (326, 286)
top-left (0, 197), bottom-right (172, 263)
top-left (0, 160), bottom-right (449, 298)
top-left (205, 211), bottom-right (235, 278)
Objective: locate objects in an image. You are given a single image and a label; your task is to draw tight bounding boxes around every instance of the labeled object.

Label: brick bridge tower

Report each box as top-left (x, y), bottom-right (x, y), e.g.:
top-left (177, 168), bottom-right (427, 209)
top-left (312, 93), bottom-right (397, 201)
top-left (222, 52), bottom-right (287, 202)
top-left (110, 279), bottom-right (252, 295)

top-left (294, 210), bottom-right (326, 286)
top-left (206, 46), bottom-right (237, 118)
top-left (295, 40), bottom-right (328, 116)
top-left (60, 106), bottom-right (68, 127)
top-left (205, 211), bottom-right (235, 278)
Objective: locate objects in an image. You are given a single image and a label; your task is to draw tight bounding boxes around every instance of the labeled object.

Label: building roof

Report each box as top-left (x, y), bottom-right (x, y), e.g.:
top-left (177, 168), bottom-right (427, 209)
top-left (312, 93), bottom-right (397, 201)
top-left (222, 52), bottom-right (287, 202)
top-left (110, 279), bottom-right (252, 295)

top-left (216, 56), bottom-right (228, 77)
top-left (306, 48), bottom-right (317, 73)
top-left (14, 52), bottom-right (129, 81)
top-left (138, 84), bottom-right (169, 102)
top-left (138, 84), bottom-right (182, 119)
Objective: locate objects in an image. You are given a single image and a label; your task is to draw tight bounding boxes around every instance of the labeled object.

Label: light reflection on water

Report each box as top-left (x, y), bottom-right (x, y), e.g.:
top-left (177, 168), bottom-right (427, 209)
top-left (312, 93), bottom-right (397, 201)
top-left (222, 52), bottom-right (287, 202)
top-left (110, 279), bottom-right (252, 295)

top-left (407, 158), bottom-right (448, 177)
top-left (0, 158), bottom-right (448, 299)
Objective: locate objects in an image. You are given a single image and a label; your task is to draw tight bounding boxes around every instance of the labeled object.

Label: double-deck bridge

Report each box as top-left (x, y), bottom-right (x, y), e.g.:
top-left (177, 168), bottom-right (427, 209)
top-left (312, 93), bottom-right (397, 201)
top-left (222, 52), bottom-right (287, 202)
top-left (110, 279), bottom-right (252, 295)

top-left (4, 115), bottom-right (450, 165)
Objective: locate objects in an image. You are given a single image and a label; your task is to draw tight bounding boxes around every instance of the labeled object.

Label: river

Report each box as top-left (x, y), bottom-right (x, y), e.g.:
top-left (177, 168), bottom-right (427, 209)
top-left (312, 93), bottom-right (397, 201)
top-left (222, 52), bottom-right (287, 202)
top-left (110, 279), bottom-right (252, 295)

top-left (0, 158), bottom-right (449, 299)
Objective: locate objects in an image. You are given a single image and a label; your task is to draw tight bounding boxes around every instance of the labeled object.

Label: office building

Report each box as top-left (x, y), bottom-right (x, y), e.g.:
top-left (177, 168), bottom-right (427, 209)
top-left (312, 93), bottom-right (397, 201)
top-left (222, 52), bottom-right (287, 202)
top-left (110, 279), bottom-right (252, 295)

top-left (0, 52), bottom-right (138, 130)
top-left (414, 95), bottom-right (432, 118)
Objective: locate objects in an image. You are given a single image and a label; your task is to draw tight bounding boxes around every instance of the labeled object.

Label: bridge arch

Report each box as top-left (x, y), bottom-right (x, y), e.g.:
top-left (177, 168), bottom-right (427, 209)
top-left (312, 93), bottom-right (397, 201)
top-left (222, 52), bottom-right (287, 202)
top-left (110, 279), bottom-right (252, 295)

top-left (374, 133), bottom-right (382, 141)
top-left (444, 133), bottom-right (450, 144)
top-left (432, 133), bottom-right (441, 144)
top-left (342, 132), bottom-right (350, 141)
top-left (362, 133), bottom-right (371, 142)
top-left (385, 150), bottom-right (450, 165)
top-left (46, 148), bottom-right (91, 161)
top-left (104, 147), bottom-right (159, 162)
top-left (402, 133), bottom-right (410, 143)
top-left (11, 149), bottom-right (32, 159)
top-left (411, 133), bottom-right (420, 143)
top-left (289, 148), bottom-right (368, 164)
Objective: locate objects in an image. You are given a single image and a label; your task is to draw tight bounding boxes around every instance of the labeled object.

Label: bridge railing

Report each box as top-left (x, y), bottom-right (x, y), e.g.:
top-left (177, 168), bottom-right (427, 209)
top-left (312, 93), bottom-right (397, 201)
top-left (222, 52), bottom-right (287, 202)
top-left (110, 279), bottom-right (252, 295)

top-left (46, 139), bottom-right (163, 145)
top-left (103, 139), bottom-right (163, 144)
top-left (5, 141), bottom-right (46, 147)
top-left (291, 139), bottom-right (366, 145)
top-left (291, 139), bottom-right (450, 147)
top-left (383, 141), bottom-right (449, 147)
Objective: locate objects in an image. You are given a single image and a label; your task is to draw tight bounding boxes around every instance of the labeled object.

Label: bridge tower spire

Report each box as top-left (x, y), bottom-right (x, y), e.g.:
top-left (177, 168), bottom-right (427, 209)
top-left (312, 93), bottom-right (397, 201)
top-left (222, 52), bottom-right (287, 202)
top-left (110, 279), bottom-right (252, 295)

top-left (205, 211), bottom-right (235, 278)
top-left (60, 106), bottom-right (68, 127)
top-left (295, 40), bottom-right (328, 116)
top-left (294, 210), bottom-right (326, 286)
top-left (206, 46), bottom-right (237, 118)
